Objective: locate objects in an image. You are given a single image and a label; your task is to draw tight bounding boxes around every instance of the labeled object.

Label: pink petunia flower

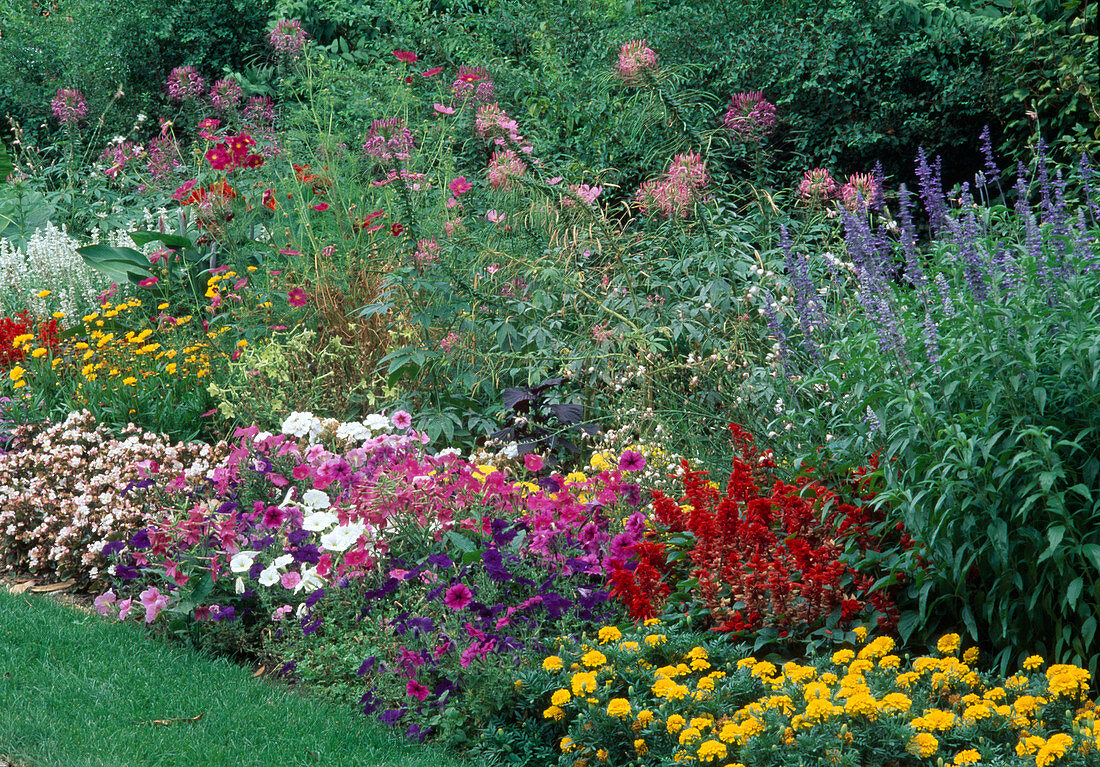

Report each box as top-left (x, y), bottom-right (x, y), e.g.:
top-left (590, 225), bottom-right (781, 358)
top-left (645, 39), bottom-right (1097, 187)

top-left (391, 410), bottom-right (413, 430)
top-left (139, 587), bottom-right (168, 623)
top-left (523, 454), bottom-right (544, 472)
top-left (94, 590), bottom-right (117, 617)
top-left (281, 571), bottom-right (302, 590)
top-left (618, 450), bottom-right (646, 472)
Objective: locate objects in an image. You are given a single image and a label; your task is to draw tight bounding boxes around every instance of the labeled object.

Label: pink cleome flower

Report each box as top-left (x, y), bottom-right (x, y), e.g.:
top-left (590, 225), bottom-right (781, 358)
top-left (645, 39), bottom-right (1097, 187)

top-left (840, 172), bottom-right (881, 212)
top-left (362, 117), bottom-right (416, 163)
top-left (210, 78), bottom-right (243, 112)
top-left (487, 149), bottom-right (526, 191)
top-left (722, 91), bottom-right (778, 142)
top-left (166, 66), bottom-right (206, 103)
top-left (452, 65), bottom-right (494, 104)
top-left (270, 19), bottom-right (308, 54)
top-left (796, 168), bottom-right (840, 202)
top-left (615, 40), bottom-right (658, 86)
top-left (51, 88), bottom-right (87, 125)
top-left (634, 152), bottom-right (709, 219)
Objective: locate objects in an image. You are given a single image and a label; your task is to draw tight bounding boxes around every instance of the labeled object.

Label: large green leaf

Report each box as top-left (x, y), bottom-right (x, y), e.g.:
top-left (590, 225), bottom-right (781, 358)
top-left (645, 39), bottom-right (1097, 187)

top-left (76, 244), bottom-right (154, 284)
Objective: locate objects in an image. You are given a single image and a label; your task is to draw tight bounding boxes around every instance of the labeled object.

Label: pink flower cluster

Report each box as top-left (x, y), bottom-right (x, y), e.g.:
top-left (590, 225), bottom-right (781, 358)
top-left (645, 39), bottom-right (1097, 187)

top-left (840, 172), bottom-right (881, 212)
top-left (634, 152), bottom-right (709, 219)
top-left (270, 19), bottom-right (308, 55)
top-left (796, 168), bottom-right (840, 203)
top-left (616, 40), bottom-right (658, 86)
top-left (244, 96), bottom-right (276, 125)
top-left (414, 238), bottom-right (441, 266)
top-left (166, 66), bottom-right (206, 103)
top-left (452, 66), bottom-right (494, 104)
top-left (0, 410), bottom-right (226, 584)
top-left (99, 141), bottom-right (144, 179)
top-left (210, 78), bottom-right (244, 112)
top-left (562, 183), bottom-right (602, 208)
top-left (723, 91), bottom-right (777, 142)
top-left (362, 117), bottom-right (416, 163)
top-left (205, 132), bottom-right (264, 171)
top-left (50, 88), bottom-right (87, 125)
top-left (474, 103), bottom-right (532, 153)
top-left (487, 149), bottom-right (527, 191)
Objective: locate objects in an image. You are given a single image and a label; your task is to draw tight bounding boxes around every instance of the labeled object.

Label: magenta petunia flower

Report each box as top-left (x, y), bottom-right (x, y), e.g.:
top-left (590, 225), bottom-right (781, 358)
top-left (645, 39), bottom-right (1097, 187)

top-left (391, 410), bottom-right (413, 430)
top-left (618, 450), bottom-right (646, 472)
top-left (524, 454), bottom-right (544, 472)
top-left (406, 679), bottom-right (430, 700)
top-left (262, 505), bottom-right (287, 529)
top-left (288, 288), bottom-right (308, 307)
top-left (443, 583), bottom-right (473, 611)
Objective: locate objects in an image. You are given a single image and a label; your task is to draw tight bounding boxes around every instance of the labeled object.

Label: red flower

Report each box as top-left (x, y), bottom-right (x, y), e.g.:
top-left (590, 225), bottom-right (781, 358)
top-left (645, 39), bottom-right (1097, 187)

top-left (390, 222), bottom-right (404, 237)
top-left (205, 144), bottom-right (232, 171)
top-left (422, 66), bottom-right (443, 77)
top-left (393, 50), bottom-right (418, 63)
top-left (261, 189), bottom-right (276, 210)
top-left (287, 288), bottom-right (308, 307)
top-left (293, 163), bottom-right (318, 183)
top-left (312, 202), bottom-right (330, 212)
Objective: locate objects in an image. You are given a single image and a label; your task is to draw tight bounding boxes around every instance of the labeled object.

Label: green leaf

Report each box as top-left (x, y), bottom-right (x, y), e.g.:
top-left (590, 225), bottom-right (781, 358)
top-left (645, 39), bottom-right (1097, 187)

top-left (129, 231), bottom-right (195, 250)
top-left (0, 142), bottom-right (11, 184)
top-left (1066, 577), bottom-right (1084, 609)
top-left (76, 244), bottom-right (153, 284)
top-left (446, 531), bottom-right (476, 553)
top-left (1039, 525), bottom-right (1066, 563)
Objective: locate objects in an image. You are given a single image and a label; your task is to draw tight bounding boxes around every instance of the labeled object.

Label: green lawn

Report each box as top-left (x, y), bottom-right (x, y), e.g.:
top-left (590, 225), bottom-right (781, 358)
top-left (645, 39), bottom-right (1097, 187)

top-left (0, 590), bottom-right (473, 767)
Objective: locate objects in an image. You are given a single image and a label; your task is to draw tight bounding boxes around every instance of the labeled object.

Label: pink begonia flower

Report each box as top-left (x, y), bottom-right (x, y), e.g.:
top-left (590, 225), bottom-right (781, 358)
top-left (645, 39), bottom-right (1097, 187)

top-left (523, 454), bottom-right (544, 472)
top-left (391, 410), bottom-right (413, 429)
top-left (433, 103), bottom-right (455, 115)
top-left (94, 591), bottom-right (117, 617)
top-left (140, 587), bottom-right (169, 623)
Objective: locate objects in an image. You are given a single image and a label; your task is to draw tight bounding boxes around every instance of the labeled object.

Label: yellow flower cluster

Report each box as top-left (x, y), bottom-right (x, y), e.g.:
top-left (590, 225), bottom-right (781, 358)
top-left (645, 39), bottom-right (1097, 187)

top-left (531, 624), bottom-right (1100, 766)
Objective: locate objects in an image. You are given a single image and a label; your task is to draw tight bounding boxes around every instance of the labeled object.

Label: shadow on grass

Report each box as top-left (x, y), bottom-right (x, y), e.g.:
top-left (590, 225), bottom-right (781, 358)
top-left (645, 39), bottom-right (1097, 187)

top-left (0, 590), bottom-right (475, 767)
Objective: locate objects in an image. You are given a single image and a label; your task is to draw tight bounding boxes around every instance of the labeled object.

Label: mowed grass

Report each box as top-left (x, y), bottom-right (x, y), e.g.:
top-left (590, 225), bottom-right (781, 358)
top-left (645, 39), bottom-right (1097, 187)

top-left (0, 590), bottom-right (473, 767)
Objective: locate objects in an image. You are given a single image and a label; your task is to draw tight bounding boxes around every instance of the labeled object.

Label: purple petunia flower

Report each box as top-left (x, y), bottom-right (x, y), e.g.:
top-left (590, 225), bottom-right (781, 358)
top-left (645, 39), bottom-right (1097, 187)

top-left (443, 583), bottom-right (474, 610)
top-left (617, 450), bottom-right (646, 472)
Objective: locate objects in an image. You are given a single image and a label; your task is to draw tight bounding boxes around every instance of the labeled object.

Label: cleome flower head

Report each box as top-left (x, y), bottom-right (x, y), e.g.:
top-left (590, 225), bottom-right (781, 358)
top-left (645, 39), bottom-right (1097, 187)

top-left (722, 91), bottom-right (777, 142)
top-left (616, 39), bottom-right (658, 86)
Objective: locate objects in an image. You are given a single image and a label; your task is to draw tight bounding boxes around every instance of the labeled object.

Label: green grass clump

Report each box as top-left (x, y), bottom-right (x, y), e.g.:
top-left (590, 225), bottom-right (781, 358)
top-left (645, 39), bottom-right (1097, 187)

top-left (0, 591), bottom-right (471, 767)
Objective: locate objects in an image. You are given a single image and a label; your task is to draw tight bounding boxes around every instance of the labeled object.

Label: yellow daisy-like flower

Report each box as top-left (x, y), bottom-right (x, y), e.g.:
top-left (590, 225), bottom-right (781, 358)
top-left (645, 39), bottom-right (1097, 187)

top-left (831, 649), bottom-right (855, 666)
top-left (696, 740), bottom-right (727, 762)
top-left (122, 376), bottom-right (137, 385)
top-left (551, 688), bottom-right (571, 706)
top-left (596, 749), bottom-right (608, 763)
top-left (619, 641), bottom-right (640, 652)
top-left (581, 650), bottom-right (608, 668)
top-left (937, 634), bottom-right (961, 655)
top-left (36, 289), bottom-right (51, 298)
top-left (853, 626), bottom-right (868, 642)
top-left (597, 626), bottom-right (622, 644)
top-left (31, 347), bottom-right (47, 358)
top-left (1035, 733), bottom-right (1072, 767)
top-left (907, 732), bottom-right (939, 758)
top-left (8, 366), bottom-right (24, 382)
top-left (560, 736), bottom-right (576, 753)
top-left (1023, 655), bottom-right (1045, 670)
top-left (953, 749), bottom-right (981, 765)
top-left (606, 698), bottom-right (631, 719)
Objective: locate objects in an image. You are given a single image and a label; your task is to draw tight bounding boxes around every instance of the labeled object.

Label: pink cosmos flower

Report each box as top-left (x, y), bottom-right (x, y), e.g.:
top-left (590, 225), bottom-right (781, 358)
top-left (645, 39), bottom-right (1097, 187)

top-left (486, 209), bottom-right (505, 223)
top-left (433, 103), bottom-right (456, 115)
top-left (449, 176), bottom-right (472, 196)
top-left (312, 202), bottom-right (330, 212)
top-left (393, 50), bottom-right (418, 63)
top-left (392, 410), bottom-right (413, 429)
top-left (139, 277), bottom-right (159, 287)
top-left (422, 66), bottom-right (444, 77)
top-left (288, 288), bottom-right (308, 307)
top-left (443, 583), bottom-right (473, 611)
top-left (139, 587), bottom-right (168, 623)
top-left (452, 65), bottom-right (494, 104)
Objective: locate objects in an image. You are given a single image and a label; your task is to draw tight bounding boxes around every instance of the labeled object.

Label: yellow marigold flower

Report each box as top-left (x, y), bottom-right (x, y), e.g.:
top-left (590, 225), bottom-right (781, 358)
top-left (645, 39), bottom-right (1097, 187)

top-left (652, 677), bottom-right (689, 700)
top-left (581, 650), bottom-right (607, 668)
top-left (697, 677), bottom-right (715, 691)
top-left (831, 649), bottom-right (855, 666)
top-left (543, 655), bottom-right (564, 672)
top-left (848, 659), bottom-right (874, 675)
top-left (666, 714), bottom-right (685, 733)
top-left (36, 289), bottom-right (51, 298)
top-left (751, 661), bottom-right (778, 680)
top-left (736, 657), bottom-right (758, 669)
top-left (857, 636), bottom-right (895, 660)
top-left (30, 347), bottom-right (47, 358)
top-left (636, 709), bottom-right (655, 726)
top-left (8, 366), bottom-right (24, 382)
top-left (911, 709), bottom-right (956, 731)
top-left (907, 732), bottom-right (939, 758)
top-left (52, 311), bottom-right (65, 319)
top-left (158, 303), bottom-right (169, 310)
top-left (844, 691), bottom-right (880, 719)
top-left (1035, 733), bottom-right (1073, 767)
top-left (696, 740), bottom-right (727, 762)
top-left (165, 362), bottom-right (177, 375)
top-left (551, 689), bottom-right (571, 706)
top-left (678, 727), bottom-right (701, 746)
top-left (606, 698), bottom-right (631, 719)
top-left (937, 634), bottom-right (961, 655)
top-left (589, 451), bottom-right (612, 471)
top-left (804, 698), bottom-right (843, 723)
top-left (122, 376), bottom-right (137, 385)
top-left (690, 658), bottom-right (711, 671)
top-left (880, 692), bottom-right (912, 714)
top-left (1046, 664), bottom-right (1090, 697)
top-left (560, 736), bottom-right (576, 753)
top-left (1017, 735), bottom-right (1045, 757)
top-left (543, 705), bottom-right (565, 720)
top-left (571, 672), bottom-right (597, 696)
top-left (895, 672), bottom-right (920, 688)
top-left (633, 739), bottom-right (647, 756)
top-left (644, 633), bottom-right (667, 647)
top-left (963, 647), bottom-right (980, 664)
top-left (953, 749), bottom-right (981, 765)
top-left (686, 646), bottom-right (709, 661)
top-left (619, 641), bottom-right (639, 653)
top-left (983, 686), bottom-right (1006, 702)
top-left (880, 655), bottom-right (901, 670)
top-left (596, 749), bottom-right (608, 763)
top-left (853, 626), bottom-right (868, 643)
top-left (597, 626), bottom-right (621, 644)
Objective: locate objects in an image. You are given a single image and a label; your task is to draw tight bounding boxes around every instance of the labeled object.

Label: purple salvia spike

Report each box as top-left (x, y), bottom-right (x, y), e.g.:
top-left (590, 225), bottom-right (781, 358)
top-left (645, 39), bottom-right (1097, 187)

top-left (1079, 153), bottom-right (1100, 228)
top-left (1035, 136), bottom-right (1054, 225)
top-left (897, 185), bottom-right (926, 290)
top-left (780, 225), bottom-right (826, 362)
top-left (933, 273), bottom-right (956, 318)
top-left (921, 310), bottom-right (942, 375)
top-left (915, 147), bottom-right (947, 237)
top-left (1075, 209), bottom-right (1097, 271)
top-left (979, 125), bottom-right (1000, 185)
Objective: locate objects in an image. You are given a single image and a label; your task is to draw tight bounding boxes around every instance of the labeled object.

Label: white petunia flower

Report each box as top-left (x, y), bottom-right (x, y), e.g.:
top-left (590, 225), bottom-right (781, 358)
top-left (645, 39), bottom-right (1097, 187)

top-left (229, 550), bottom-right (260, 573)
